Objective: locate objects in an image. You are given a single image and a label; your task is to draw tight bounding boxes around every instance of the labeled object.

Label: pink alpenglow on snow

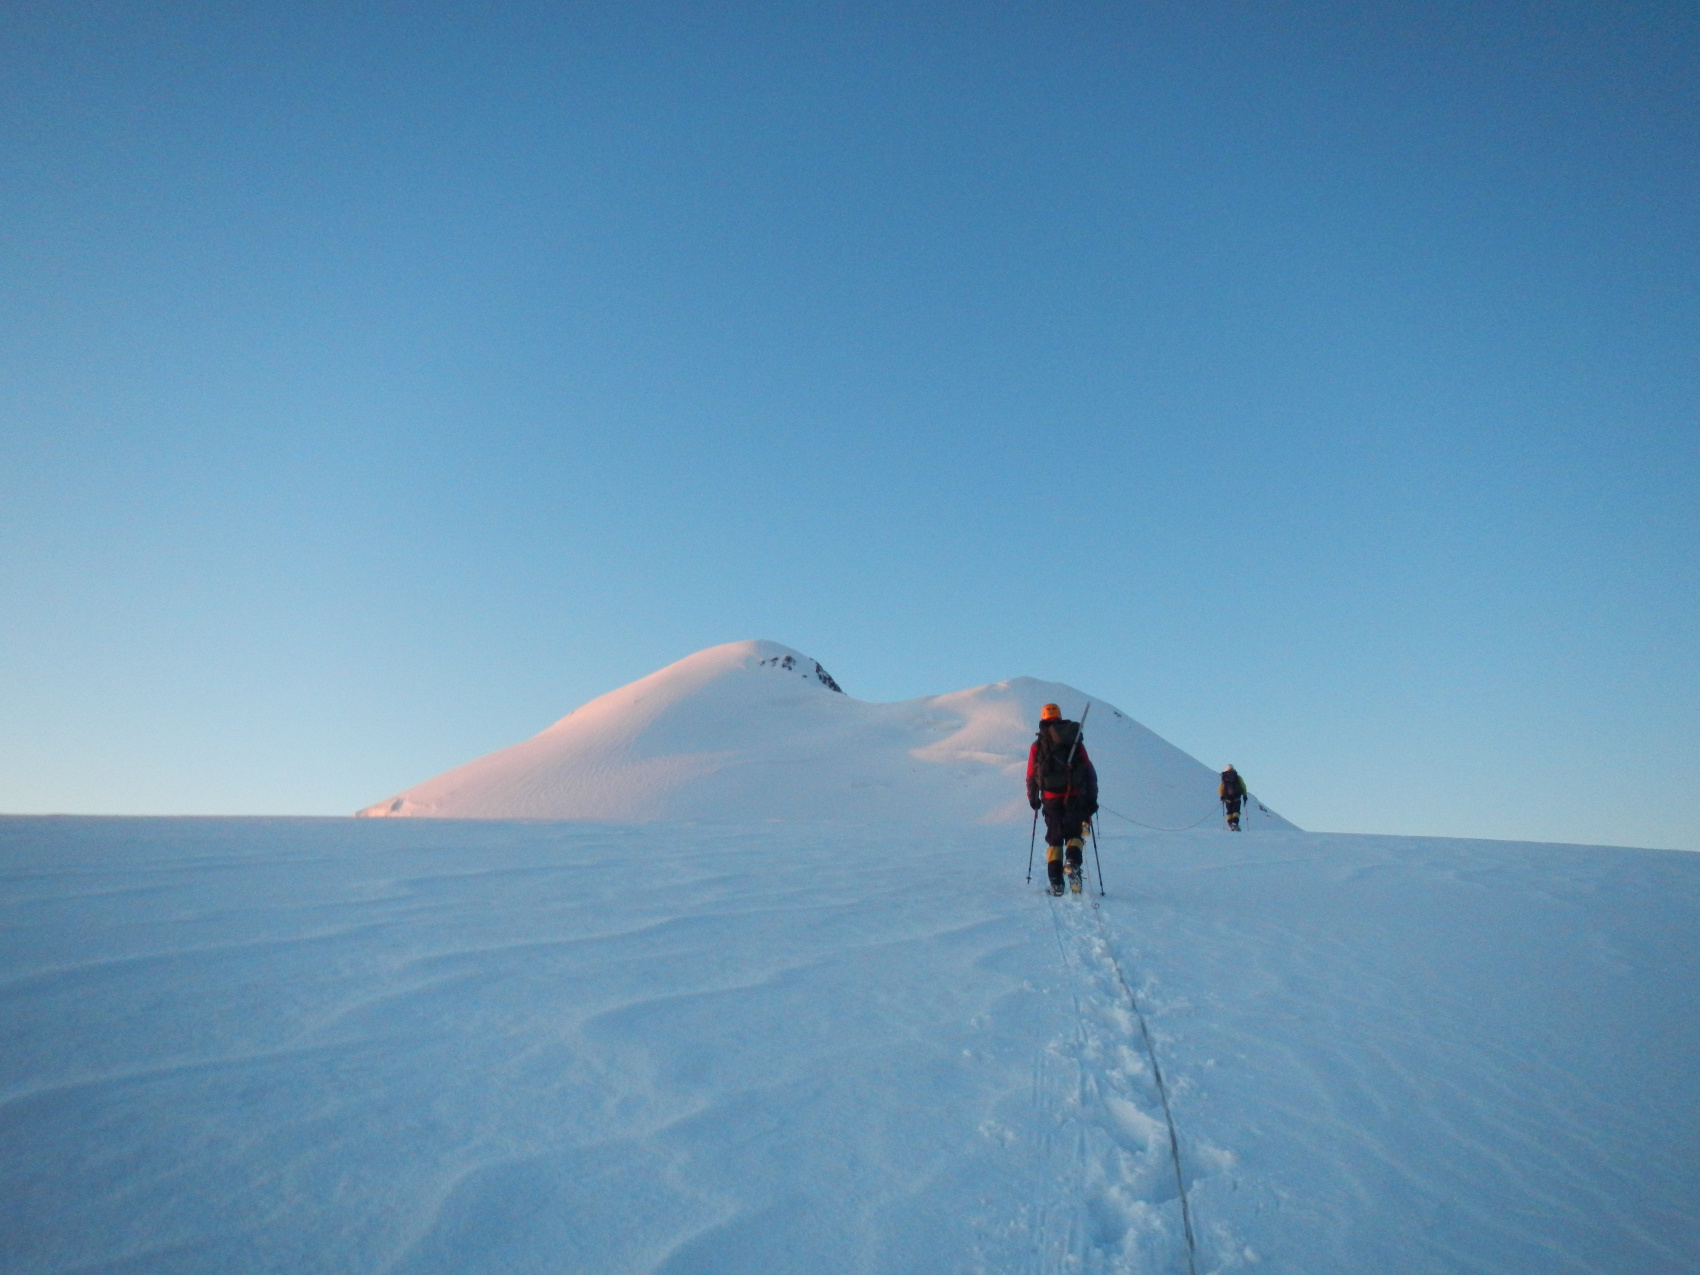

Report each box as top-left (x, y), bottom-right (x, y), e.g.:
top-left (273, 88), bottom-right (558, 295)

top-left (357, 639), bottom-right (1291, 828)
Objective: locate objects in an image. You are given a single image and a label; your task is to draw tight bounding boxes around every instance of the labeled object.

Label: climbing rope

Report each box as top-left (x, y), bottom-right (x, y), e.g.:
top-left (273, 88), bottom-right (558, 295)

top-left (1046, 894), bottom-right (1200, 1274)
top-left (1099, 794), bottom-right (1272, 833)
top-left (1091, 905), bottom-right (1200, 1275)
top-left (1098, 802), bottom-right (1220, 833)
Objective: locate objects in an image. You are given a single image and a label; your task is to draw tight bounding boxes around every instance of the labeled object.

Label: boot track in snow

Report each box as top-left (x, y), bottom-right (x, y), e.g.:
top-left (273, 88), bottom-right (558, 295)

top-left (1044, 892), bottom-right (1201, 1274)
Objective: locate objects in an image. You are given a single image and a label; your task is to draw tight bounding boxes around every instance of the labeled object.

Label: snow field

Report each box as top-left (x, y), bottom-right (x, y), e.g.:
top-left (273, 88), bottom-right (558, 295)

top-left (2, 816), bottom-right (1697, 1273)
top-left (1114, 831), bottom-right (1700, 1273)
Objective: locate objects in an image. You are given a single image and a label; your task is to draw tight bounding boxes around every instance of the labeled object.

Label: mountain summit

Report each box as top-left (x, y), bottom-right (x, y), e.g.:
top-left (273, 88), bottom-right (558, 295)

top-left (357, 639), bottom-right (1291, 827)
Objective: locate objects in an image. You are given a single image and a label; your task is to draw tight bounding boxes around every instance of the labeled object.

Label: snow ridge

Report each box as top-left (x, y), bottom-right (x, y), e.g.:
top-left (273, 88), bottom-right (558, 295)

top-left (357, 639), bottom-right (1297, 829)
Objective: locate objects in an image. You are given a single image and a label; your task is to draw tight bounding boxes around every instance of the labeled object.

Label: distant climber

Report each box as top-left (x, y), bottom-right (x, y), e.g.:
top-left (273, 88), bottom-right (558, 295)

top-left (1219, 765), bottom-right (1247, 831)
top-left (1027, 704), bottom-right (1099, 895)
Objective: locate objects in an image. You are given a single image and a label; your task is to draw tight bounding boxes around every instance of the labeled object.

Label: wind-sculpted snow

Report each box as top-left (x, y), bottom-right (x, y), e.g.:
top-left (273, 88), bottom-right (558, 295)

top-left (2, 817), bottom-right (1697, 1273)
top-left (356, 639), bottom-right (1292, 828)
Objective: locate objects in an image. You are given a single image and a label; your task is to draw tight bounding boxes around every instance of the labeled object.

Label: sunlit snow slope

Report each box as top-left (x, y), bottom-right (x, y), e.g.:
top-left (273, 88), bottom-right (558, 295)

top-left (2, 817), bottom-right (1695, 1274)
top-left (358, 639), bottom-right (1290, 828)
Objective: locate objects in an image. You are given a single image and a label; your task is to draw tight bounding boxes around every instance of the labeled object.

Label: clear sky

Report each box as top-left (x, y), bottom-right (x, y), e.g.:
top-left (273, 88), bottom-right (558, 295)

top-left (2, 2), bottom-right (1695, 850)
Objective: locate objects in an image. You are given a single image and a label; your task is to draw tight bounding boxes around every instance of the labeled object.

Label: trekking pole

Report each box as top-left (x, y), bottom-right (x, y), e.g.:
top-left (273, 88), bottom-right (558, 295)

top-left (1089, 814), bottom-right (1106, 896)
top-left (1025, 807), bottom-right (1038, 883)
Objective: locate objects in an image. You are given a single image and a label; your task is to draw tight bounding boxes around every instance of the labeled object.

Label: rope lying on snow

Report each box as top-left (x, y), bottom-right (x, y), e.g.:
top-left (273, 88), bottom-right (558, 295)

top-left (1090, 905), bottom-right (1200, 1275)
top-left (1047, 883), bottom-right (1199, 1275)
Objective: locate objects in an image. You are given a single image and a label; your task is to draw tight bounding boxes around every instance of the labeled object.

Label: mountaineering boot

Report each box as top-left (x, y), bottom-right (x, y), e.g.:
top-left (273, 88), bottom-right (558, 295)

top-left (1046, 844), bottom-right (1065, 895)
top-left (1064, 837), bottom-right (1085, 893)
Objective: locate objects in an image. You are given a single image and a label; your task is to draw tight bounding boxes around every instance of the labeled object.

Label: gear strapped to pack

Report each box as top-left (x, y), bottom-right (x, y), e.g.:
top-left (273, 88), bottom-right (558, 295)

top-left (1035, 720), bottom-right (1088, 794)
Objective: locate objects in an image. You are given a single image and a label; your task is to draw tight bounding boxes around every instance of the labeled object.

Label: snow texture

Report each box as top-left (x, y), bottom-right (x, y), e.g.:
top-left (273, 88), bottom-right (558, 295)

top-left (355, 639), bottom-right (1290, 830)
top-left (3, 816), bottom-right (1697, 1274)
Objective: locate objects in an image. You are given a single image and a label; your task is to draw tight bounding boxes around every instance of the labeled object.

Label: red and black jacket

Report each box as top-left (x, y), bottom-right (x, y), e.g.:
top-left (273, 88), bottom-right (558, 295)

top-left (1026, 721), bottom-right (1099, 807)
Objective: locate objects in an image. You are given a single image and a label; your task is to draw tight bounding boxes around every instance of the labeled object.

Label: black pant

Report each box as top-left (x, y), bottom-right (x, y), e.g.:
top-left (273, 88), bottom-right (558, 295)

top-left (1042, 796), bottom-right (1090, 883)
top-left (1224, 797), bottom-right (1242, 827)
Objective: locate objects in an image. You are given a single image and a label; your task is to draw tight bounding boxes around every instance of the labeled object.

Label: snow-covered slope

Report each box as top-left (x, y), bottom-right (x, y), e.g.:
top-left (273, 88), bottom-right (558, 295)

top-left (3, 816), bottom-right (1695, 1273)
top-left (358, 639), bottom-right (1291, 829)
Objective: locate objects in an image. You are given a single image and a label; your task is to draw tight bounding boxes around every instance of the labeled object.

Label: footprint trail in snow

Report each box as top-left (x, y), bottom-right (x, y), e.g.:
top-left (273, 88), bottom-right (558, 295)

top-left (1009, 888), bottom-right (1231, 1274)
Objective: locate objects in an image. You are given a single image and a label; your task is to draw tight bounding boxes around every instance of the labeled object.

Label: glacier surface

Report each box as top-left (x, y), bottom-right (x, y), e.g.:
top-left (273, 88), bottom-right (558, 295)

top-left (3, 815), bottom-right (1696, 1273)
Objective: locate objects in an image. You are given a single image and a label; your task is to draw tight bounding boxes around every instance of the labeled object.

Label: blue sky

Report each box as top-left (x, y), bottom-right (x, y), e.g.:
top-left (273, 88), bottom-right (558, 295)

top-left (2, 2), bottom-right (1695, 849)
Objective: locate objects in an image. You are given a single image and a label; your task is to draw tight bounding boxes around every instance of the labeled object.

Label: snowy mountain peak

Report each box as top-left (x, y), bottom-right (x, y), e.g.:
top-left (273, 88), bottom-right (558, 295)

top-left (357, 640), bottom-right (1293, 828)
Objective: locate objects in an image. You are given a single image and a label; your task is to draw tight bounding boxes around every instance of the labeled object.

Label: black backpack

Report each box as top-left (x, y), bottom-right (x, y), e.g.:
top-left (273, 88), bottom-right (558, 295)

top-left (1221, 769), bottom-right (1245, 800)
top-left (1035, 721), bottom-right (1085, 791)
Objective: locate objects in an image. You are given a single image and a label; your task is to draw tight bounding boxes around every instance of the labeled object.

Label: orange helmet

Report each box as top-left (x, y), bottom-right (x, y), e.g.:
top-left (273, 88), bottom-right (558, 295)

top-left (1040, 703), bottom-right (1062, 721)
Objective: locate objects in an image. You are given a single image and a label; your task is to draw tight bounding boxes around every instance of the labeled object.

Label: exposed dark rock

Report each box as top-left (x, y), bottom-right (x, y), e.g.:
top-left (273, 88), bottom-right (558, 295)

top-left (758, 652), bottom-right (844, 693)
